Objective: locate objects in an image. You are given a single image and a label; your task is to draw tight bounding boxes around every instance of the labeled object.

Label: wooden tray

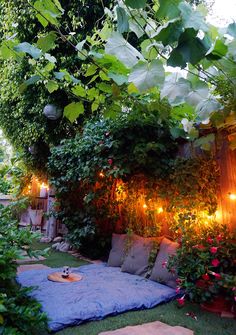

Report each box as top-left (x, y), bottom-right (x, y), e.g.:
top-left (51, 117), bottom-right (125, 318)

top-left (47, 272), bottom-right (83, 283)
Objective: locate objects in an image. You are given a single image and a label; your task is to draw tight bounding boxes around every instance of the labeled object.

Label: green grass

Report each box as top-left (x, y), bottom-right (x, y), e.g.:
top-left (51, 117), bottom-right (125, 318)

top-left (57, 302), bottom-right (236, 335)
top-left (23, 239), bottom-right (88, 268)
top-left (21, 240), bottom-right (236, 335)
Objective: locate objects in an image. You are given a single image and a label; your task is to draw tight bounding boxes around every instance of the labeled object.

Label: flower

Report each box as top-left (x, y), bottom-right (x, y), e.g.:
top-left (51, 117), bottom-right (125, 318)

top-left (162, 261), bottom-right (167, 268)
top-left (211, 259), bottom-right (220, 267)
top-left (108, 158), bottom-right (113, 165)
top-left (210, 271), bottom-right (221, 279)
top-left (210, 246), bottom-right (218, 254)
top-left (202, 273), bottom-right (210, 281)
top-left (196, 279), bottom-right (207, 288)
top-left (176, 296), bottom-right (185, 306)
top-left (216, 234), bottom-right (222, 242)
top-left (193, 244), bottom-right (205, 250)
top-left (207, 237), bottom-right (213, 244)
top-left (176, 287), bottom-right (181, 294)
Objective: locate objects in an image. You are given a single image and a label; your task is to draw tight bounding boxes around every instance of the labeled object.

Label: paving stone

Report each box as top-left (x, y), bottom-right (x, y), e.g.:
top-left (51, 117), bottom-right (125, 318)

top-left (40, 237), bottom-right (52, 243)
top-left (16, 255), bottom-right (46, 264)
top-left (99, 321), bottom-right (194, 335)
top-left (53, 236), bottom-right (63, 243)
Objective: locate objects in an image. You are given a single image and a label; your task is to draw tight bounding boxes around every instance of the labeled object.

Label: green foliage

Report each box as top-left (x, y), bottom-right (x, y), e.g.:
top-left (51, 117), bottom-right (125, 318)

top-left (2, 0), bottom-right (236, 171)
top-left (48, 111), bottom-right (177, 256)
top-left (48, 111), bottom-right (219, 257)
top-left (168, 214), bottom-right (236, 303)
top-left (168, 157), bottom-right (219, 217)
top-left (0, 0), bottom-right (115, 173)
top-left (0, 202), bottom-right (47, 334)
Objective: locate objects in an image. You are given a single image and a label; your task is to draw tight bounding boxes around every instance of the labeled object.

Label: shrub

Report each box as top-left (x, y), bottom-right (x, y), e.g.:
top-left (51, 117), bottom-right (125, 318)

top-left (48, 112), bottom-right (177, 257)
top-left (0, 202), bottom-right (48, 334)
top-left (168, 213), bottom-right (236, 304)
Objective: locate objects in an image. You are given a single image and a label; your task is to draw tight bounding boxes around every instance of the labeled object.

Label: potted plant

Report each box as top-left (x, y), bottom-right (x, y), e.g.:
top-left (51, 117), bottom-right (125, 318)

top-left (168, 213), bottom-right (236, 314)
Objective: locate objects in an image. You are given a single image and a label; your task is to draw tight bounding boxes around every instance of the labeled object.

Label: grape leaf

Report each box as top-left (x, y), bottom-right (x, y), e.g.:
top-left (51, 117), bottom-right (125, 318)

top-left (105, 32), bottom-right (144, 68)
top-left (128, 60), bottom-right (165, 92)
top-left (116, 7), bottom-right (129, 33)
top-left (14, 42), bottom-right (42, 59)
top-left (37, 32), bottom-right (57, 52)
top-left (46, 80), bottom-right (59, 93)
top-left (124, 0), bottom-right (147, 9)
top-left (179, 2), bottom-right (208, 32)
top-left (161, 75), bottom-right (191, 105)
top-left (64, 102), bottom-right (84, 123)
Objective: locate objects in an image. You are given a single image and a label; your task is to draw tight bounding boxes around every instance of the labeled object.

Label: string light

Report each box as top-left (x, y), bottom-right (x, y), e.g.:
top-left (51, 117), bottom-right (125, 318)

top-left (143, 204), bottom-right (147, 209)
top-left (99, 172), bottom-right (105, 178)
top-left (228, 193), bottom-right (236, 200)
top-left (157, 207), bottom-right (163, 214)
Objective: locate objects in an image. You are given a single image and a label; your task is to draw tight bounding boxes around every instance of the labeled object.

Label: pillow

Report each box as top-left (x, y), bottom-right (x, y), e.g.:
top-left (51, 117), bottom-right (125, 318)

top-left (121, 235), bottom-right (162, 276)
top-left (107, 234), bottom-right (127, 267)
top-left (149, 237), bottom-right (178, 288)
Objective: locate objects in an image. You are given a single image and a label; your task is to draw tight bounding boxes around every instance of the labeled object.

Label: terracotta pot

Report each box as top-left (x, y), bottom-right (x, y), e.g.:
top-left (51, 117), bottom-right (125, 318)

top-left (201, 295), bottom-right (234, 315)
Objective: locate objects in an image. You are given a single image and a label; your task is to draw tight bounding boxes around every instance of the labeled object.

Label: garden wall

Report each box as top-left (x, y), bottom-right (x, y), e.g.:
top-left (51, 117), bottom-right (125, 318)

top-left (217, 140), bottom-right (236, 231)
top-left (179, 138), bottom-right (236, 232)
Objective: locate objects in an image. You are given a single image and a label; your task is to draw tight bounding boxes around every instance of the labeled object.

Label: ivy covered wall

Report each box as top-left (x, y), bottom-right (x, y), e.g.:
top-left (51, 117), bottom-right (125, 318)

top-left (48, 113), bottom-right (219, 257)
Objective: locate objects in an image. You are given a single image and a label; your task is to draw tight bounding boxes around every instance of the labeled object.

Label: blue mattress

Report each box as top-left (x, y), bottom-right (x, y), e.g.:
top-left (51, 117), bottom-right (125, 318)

top-left (17, 263), bottom-right (177, 332)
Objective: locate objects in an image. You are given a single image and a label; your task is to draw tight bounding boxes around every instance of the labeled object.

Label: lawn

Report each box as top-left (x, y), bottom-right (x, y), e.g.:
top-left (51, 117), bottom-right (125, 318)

top-left (21, 240), bottom-right (236, 335)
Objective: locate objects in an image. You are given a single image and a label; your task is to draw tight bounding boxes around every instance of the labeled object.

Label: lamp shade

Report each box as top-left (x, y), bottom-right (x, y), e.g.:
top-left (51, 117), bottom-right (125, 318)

top-left (43, 104), bottom-right (62, 120)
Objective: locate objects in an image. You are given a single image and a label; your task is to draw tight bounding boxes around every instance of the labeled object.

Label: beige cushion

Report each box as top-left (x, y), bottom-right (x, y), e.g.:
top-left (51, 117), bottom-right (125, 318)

top-left (121, 235), bottom-right (161, 276)
top-left (149, 237), bottom-right (178, 288)
top-left (107, 234), bottom-right (127, 267)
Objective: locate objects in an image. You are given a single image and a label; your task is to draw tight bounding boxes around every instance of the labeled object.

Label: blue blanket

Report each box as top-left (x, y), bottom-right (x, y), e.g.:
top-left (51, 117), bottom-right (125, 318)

top-left (17, 264), bottom-right (177, 332)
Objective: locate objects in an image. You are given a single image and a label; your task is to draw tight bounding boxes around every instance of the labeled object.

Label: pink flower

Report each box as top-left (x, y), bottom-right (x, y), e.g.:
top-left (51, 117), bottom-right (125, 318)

top-left (211, 259), bottom-right (220, 267)
top-left (108, 159), bottom-right (113, 165)
top-left (202, 273), bottom-right (210, 281)
top-left (176, 278), bottom-right (182, 285)
top-left (207, 237), bottom-right (213, 244)
top-left (162, 261), bottom-right (167, 268)
top-left (176, 287), bottom-right (181, 294)
top-left (193, 244), bottom-right (205, 250)
top-left (216, 234), bottom-right (222, 242)
top-left (176, 296), bottom-right (185, 306)
top-left (210, 271), bottom-right (221, 279)
top-left (210, 246), bottom-right (218, 254)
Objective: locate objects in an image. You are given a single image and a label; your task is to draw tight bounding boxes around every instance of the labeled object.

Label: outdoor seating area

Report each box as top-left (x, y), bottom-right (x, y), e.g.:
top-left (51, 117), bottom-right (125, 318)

top-left (0, 1), bottom-right (236, 334)
top-left (17, 236), bottom-right (179, 332)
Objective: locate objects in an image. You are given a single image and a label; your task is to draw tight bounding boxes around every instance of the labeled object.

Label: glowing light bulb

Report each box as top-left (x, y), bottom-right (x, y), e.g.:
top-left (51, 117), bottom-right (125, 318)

top-left (157, 207), bottom-right (163, 214)
top-left (99, 172), bottom-right (105, 177)
top-left (143, 204), bottom-right (147, 209)
top-left (229, 193), bottom-right (236, 200)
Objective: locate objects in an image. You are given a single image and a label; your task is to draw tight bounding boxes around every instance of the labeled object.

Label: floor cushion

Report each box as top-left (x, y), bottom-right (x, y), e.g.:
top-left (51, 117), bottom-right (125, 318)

top-left (17, 263), bottom-right (177, 332)
top-left (121, 235), bottom-right (161, 276)
top-left (149, 237), bottom-right (178, 288)
top-left (107, 233), bottom-right (127, 267)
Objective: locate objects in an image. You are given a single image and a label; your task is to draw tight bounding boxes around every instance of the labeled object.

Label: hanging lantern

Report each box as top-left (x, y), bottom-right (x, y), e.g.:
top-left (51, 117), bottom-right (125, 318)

top-left (28, 144), bottom-right (38, 155)
top-left (43, 104), bottom-right (62, 120)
